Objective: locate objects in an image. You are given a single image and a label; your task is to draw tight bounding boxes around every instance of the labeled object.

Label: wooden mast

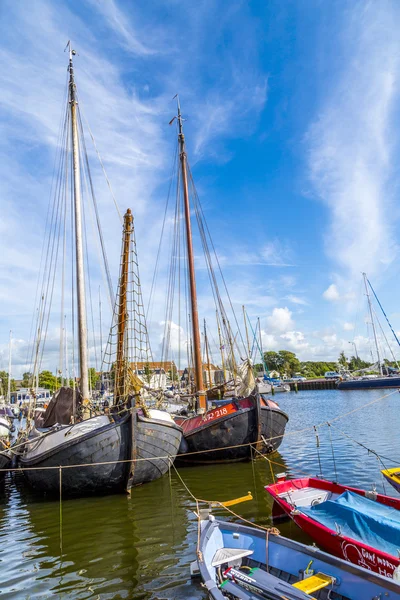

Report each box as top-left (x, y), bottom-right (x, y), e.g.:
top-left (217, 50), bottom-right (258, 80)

top-left (67, 42), bottom-right (89, 403)
top-left (175, 98), bottom-right (206, 410)
top-left (115, 209), bottom-right (133, 402)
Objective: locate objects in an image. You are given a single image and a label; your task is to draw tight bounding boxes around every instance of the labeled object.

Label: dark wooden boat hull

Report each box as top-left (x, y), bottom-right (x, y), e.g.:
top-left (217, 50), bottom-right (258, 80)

top-left (175, 401), bottom-right (256, 465)
top-left (175, 395), bottom-right (289, 465)
top-left (259, 399), bottom-right (289, 454)
top-left (20, 416), bottom-right (131, 497)
top-left (130, 412), bottom-right (182, 485)
top-left (0, 451), bottom-right (11, 481)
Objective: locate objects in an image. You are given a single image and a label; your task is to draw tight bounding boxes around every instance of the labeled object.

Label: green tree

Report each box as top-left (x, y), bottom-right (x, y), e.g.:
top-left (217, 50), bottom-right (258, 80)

top-left (22, 372), bottom-right (33, 387)
top-left (263, 350), bottom-right (301, 376)
top-left (143, 362), bottom-right (152, 384)
top-left (39, 370), bottom-right (56, 390)
top-left (263, 351), bottom-right (283, 372)
top-left (168, 365), bottom-right (178, 382)
top-left (338, 351), bottom-right (348, 369)
top-left (0, 371), bottom-right (9, 396)
top-left (88, 368), bottom-right (99, 390)
top-left (349, 355), bottom-right (371, 371)
top-left (278, 350), bottom-right (301, 376)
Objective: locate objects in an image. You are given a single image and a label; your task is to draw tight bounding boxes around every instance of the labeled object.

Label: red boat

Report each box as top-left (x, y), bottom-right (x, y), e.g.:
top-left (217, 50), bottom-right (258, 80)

top-left (265, 475), bottom-right (400, 580)
top-left (175, 394), bottom-right (288, 465)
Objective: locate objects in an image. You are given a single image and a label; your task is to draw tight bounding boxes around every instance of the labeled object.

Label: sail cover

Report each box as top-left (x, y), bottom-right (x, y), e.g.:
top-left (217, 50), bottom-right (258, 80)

top-left (40, 387), bottom-right (82, 427)
top-left (301, 490), bottom-right (400, 557)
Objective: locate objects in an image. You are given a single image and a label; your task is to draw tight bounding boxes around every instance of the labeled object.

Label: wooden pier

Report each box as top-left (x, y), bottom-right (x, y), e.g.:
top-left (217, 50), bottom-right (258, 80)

top-left (287, 378), bottom-right (337, 391)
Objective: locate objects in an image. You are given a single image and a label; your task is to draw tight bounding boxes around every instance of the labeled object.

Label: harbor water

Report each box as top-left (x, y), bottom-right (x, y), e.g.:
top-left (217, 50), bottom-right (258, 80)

top-left (1, 388), bottom-right (399, 599)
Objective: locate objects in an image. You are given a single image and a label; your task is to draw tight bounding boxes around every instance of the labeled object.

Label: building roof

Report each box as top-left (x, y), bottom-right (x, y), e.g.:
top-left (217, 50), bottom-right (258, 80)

top-left (132, 361), bottom-right (176, 370)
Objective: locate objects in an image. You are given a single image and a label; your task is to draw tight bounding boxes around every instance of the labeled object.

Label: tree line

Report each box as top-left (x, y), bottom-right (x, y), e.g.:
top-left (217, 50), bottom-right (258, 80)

top-left (0, 368), bottom-right (100, 395)
top-left (254, 350), bottom-right (375, 378)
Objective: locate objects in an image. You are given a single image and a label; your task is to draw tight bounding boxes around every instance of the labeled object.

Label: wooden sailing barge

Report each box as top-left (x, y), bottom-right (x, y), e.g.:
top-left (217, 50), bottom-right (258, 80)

top-left (20, 46), bottom-right (181, 496)
top-left (167, 99), bottom-right (288, 465)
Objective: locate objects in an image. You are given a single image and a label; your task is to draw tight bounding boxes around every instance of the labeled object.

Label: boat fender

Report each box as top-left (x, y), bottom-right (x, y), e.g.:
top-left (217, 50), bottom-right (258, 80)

top-left (178, 436), bottom-right (189, 454)
top-left (393, 565), bottom-right (400, 582)
top-left (365, 489), bottom-right (378, 501)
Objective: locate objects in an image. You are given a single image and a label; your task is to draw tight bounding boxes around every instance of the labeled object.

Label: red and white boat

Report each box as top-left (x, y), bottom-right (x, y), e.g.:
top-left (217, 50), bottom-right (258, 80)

top-left (265, 475), bottom-right (400, 580)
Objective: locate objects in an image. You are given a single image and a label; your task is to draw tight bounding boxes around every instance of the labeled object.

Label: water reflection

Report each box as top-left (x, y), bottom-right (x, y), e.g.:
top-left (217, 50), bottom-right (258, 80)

top-left (0, 389), bottom-right (399, 598)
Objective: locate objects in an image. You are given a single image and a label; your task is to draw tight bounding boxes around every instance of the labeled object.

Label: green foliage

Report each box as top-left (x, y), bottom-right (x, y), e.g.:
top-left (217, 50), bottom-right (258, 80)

top-left (88, 367), bottom-right (99, 390)
top-left (338, 351), bottom-right (348, 369)
top-left (263, 351), bottom-right (301, 376)
top-left (22, 372), bottom-right (33, 387)
top-left (0, 371), bottom-right (16, 394)
top-left (168, 366), bottom-right (178, 382)
top-left (0, 371), bottom-right (9, 395)
top-left (38, 370), bottom-right (56, 390)
top-left (299, 361), bottom-right (337, 378)
top-left (348, 356), bottom-right (371, 371)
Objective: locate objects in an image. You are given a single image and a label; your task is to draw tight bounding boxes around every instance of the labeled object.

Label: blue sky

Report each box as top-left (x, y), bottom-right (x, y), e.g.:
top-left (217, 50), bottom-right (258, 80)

top-left (1, 0), bottom-right (400, 376)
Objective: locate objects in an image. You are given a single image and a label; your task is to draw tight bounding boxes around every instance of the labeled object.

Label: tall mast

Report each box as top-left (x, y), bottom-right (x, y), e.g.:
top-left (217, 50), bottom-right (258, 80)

top-left (216, 310), bottom-right (227, 381)
top-left (7, 330), bottom-right (12, 402)
top-left (175, 97), bottom-right (206, 410)
top-left (115, 209), bottom-right (133, 403)
top-left (363, 272), bottom-right (382, 375)
top-left (258, 317), bottom-right (266, 375)
top-left (204, 319), bottom-right (212, 389)
top-left (67, 42), bottom-right (89, 402)
top-left (243, 305), bottom-right (251, 359)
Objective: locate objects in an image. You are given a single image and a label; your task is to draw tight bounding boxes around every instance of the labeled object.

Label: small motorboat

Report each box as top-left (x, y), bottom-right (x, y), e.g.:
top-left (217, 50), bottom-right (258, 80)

top-left (382, 467), bottom-right (400, 494)
top-left (266, 475), bottom-right (400, 579)
top-left (194, 513), bottom-right (400, 598)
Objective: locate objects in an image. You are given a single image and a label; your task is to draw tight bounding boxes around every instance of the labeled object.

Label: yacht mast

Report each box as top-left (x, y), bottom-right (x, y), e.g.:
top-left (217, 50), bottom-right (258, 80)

top-left (175, 97), bottom-right (206, 410)
top-left (67, 42), bottom-right (89, 402)
top-left (363, 272), bottom-right (383, 375)
top-left (7, 330), bottom-right (12, 403)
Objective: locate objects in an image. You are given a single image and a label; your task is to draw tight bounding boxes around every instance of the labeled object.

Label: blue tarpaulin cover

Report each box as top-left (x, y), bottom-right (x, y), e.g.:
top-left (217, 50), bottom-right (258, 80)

top-left (301, 491), bottom-right (400, 557)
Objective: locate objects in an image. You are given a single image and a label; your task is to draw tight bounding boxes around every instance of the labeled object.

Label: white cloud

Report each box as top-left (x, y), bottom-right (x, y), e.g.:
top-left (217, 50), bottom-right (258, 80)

top-left (280, 330), bottom-right (309, 352)
top-left (266, 307), bottom-right (294, 333)
top-left (88, 0), bottom-right (158, 56)
top-left (260, 240), bottom-right (295, 267)
top-left (284, 295), bottom-right (309, 306)
top-left (307, 2), bottom-right (400, 281)
top-left (323, 284), bottom-right (340, 301)
top-left (343, 322), bottom-right (354, 331)
top-left (322, 333), bottom-right (338, 345)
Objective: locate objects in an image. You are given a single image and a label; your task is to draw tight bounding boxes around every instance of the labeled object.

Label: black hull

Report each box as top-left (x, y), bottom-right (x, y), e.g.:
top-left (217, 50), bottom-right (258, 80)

top-left (0, 452), bottom-right (11, 482)
top-left (130, 414), bottom-right (182, 486)
top-left (337, 376), bottom-right (400, 390)
top-left (175, 408), bottom-right (257, 466)
top-left (20, 416), bottom-right (131, 497)
top-left (259, 406), bottom-right (289, 454)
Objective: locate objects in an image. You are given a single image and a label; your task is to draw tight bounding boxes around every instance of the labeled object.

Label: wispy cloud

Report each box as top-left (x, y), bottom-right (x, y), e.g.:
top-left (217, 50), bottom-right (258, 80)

top-left (87, 0), bottom-right (157, 56)
top-left (284, 295), bottom-right (309, 306)
top-left (307, 1), bottom-right (400, 281)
